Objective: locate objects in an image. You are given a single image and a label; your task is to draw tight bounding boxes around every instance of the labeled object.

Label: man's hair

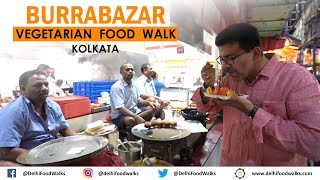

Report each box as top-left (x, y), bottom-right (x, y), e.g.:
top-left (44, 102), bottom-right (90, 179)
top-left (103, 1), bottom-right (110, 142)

top-left (141, 63), bottom-right (150, 73)
top-left (215, 23), bottom-right (263, 54)
top-left (150, 71), bottom-right (157, 79)
top-left (120, 63), bottom-right (133, 72)
top-left (19, 70), bottom-right (46, 86)
top-left (56, 79), bottom-right (63, 86)
top-left (36, 64), bottom-right (51, 71)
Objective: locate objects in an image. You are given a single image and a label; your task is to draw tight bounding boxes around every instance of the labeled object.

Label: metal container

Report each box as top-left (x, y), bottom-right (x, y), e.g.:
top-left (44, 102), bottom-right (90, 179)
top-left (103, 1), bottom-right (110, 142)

top-left (117, 141), bottom-right (142, 163)
top-left (16, 136), bottom-right (108, 166)
top-left (163, 107), bottom-right (173, 120)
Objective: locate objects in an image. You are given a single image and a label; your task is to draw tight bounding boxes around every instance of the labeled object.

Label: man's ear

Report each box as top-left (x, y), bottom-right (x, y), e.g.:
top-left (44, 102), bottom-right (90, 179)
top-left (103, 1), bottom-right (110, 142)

top-left (20, 85), bottom-right (26, 93)
top-left (252, 47), bottom-right (262, 60)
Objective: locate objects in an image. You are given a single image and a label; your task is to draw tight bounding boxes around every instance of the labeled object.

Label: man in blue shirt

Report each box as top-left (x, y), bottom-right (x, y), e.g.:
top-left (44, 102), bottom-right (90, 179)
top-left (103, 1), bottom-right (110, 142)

top-left (0, 70), bottom-right (77, 164)
top-left (135, 64), bottom-right (169, 118)
top-left (150, 71), bottom-right (165, 97)
top-left (110, 63), bottom-right (157, 130)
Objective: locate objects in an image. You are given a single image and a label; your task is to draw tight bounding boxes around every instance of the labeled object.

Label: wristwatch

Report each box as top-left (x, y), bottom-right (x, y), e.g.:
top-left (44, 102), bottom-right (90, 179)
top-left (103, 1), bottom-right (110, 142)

top-left (247, 105), bottom-right (260, 119)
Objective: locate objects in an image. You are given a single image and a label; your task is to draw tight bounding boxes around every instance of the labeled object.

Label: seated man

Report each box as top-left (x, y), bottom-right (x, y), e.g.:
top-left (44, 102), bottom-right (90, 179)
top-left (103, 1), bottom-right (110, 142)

top-left (0, 70), bottom-right (78, 165)
top-left (135, 64), bottom-right (169, 116)
top-left (110, 63), bottom-right (157, 130)
top-left (36, 64), bottom-right (56, 96)
top-left (51, 79), bottom-right (66, 96)
top-left (0, 70), bottom-right (124, 166)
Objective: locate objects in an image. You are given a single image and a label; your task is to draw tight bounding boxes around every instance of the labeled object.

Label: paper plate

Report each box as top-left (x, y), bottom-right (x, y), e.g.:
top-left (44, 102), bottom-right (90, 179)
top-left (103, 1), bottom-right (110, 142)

top-left (204, 92), bottom-right (248, 100)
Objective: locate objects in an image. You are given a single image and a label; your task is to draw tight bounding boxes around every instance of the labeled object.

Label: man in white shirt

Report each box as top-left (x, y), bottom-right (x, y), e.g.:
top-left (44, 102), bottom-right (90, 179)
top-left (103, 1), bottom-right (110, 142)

top-left (135, 63), bottom-right (169, 118)
top-left (36, 64), bottom-right (56, 96)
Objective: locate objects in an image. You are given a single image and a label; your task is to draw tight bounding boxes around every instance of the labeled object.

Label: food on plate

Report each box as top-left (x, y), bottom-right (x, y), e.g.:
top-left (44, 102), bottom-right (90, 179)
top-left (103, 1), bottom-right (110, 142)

top-left (206, 86), bottom-right (237, 97)
top-left (144, 121), bottom-right (152, 128)
top-left (150, 119), bottom-right (157, 127)
top-left (156, 119), bottom-right (163, 127)
top-left (85, 120), bottom-right (115, 135)
top-left (85, 126), bottom-right (105, 135)
top-left (86, 120), bottom-right (104, 131)
top-left (169, 120), bottom-right (177, 127)
top-left (162, 120), bottom-right (170, 128)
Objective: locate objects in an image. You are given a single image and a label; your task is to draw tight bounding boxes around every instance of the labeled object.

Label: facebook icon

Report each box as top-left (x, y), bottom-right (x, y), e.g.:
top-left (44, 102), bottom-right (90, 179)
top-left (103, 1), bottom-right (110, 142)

top-left (7, 169), bottom-right (16, 178)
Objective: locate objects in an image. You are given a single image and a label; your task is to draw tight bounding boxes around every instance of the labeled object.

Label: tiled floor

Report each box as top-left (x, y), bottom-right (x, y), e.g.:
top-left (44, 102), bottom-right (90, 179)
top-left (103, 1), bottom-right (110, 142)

top-left (204, 135), bottom-right (222, 166)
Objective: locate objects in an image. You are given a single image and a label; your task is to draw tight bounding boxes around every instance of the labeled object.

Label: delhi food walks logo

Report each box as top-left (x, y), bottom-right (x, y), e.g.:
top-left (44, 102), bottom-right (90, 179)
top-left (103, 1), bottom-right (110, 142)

top-left (235, 168), bottom-right (245, 179)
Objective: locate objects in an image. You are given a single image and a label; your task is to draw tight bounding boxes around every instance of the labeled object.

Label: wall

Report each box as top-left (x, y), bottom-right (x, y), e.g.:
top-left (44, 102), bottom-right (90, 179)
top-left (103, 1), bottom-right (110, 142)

top-left (146, 41), bottom-right (215, 89)
top-left (92, 51), bottom-right (149, 81)
top-left (0, 42), bottom-right (92, 97)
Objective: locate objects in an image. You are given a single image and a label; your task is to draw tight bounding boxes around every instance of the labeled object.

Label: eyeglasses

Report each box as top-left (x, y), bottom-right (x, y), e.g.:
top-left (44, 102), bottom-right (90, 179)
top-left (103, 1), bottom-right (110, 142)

top-left (216, 51), bottom-right (248, 65)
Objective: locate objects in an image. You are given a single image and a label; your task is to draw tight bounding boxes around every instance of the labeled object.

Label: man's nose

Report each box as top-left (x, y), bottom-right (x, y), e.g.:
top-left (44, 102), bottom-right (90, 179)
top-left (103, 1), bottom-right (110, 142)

top-left (41, 84), bottom-right (49, 91)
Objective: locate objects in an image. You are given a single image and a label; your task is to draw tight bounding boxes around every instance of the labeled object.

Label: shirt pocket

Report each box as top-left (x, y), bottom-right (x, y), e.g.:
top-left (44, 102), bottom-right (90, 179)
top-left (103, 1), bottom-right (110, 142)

top-left (257, 100), bottom-right (287, 119)
top-left (48, 121), bottom-right (61, 137)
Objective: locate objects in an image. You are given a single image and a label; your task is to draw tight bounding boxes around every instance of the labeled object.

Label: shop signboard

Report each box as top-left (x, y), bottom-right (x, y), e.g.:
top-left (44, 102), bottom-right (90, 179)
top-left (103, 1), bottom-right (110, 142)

top-left (177, 46), bottom-right (184, 54)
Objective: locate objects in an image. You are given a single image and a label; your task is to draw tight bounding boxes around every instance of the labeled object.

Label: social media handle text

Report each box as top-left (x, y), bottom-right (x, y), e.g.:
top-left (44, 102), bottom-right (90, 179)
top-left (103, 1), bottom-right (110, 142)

top-left (98, 171), bottom-right (139, 176)
top-left (23, 171), bottom-right (66, 176)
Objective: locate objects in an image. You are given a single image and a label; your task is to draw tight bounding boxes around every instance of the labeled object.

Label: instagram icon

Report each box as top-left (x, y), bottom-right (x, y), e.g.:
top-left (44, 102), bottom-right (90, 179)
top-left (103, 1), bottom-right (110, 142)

top-left (83, 168), bottom-right (93, 178)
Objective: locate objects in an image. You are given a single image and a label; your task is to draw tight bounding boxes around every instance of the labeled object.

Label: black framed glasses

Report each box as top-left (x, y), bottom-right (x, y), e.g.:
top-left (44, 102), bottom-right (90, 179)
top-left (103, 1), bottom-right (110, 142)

top-left (216, 51), bottom-right (248, 65)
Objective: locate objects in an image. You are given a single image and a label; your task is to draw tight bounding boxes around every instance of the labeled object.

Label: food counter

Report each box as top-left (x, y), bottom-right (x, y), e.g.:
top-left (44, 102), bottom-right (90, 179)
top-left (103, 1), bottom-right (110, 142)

top-left (67, 108), bottom-right (110, 133)
top-left (64, 105), bottom-right (222, 166)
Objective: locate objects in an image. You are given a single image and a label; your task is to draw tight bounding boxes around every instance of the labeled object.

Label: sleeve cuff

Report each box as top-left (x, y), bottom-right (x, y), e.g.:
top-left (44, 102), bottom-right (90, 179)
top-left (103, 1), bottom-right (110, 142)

top-left (0, 142), bottom-right (20, 148)
top-left (114, 104), bottom-right (124, 109)
top-left (252, 108), bottom-right (274, 144)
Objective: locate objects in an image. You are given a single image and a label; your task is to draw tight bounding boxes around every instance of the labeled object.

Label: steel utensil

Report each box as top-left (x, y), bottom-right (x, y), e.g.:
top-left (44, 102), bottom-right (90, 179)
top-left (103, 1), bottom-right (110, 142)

top-left (117, 139), bottom-right (128, 151)
top-left (124, 139), bottom-right (140, 152)
top-left (117, 141), bottom-right (141, 163)
top-left (16, 136), bottom-right (108, 166)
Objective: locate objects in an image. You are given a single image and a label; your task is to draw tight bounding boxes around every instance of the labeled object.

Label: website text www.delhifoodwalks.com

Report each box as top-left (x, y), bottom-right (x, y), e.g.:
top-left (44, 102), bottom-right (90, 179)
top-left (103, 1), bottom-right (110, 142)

top-left (251, 170), bottom-right (312, 176)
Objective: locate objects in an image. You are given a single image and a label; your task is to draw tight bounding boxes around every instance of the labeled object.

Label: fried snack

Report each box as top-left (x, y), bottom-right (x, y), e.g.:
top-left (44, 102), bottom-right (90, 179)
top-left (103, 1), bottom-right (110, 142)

top-left (207, 86), bottom-right (237, 97)
top-left (225, 89), bottom-right (237, 96)
top-left (150, 119), bottom-right (157, 127)
top-left (206, 86), bottom-right (214, 94)
top-left (162, 120), bottom-right (170, 128)
top-left (156, 119), bottom-right (163, 127)
top-left (169, 120), bottom-right (177, 127)
top-left (144, 121), bottom-right (152, 128)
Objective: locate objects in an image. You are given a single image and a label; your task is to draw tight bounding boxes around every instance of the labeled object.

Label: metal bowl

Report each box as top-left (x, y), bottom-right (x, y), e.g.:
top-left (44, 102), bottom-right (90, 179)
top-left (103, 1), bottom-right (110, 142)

top-left (180, 108), bottom-right (208, 123)
top-left (117, 142), bottom-right (142, 163)
top-left (16, 136), bottom-right (108, 166)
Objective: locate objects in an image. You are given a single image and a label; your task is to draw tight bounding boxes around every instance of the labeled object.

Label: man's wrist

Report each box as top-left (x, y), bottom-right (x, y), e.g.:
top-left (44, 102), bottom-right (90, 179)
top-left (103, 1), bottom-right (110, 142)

top-left (246, 105), bottom-right (260, 119)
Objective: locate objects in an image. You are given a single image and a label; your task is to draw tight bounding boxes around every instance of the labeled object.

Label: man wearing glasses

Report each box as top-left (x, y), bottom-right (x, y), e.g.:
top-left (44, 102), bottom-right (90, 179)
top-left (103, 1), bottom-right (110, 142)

top-left (192, 23), bottom-right (320, 166)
